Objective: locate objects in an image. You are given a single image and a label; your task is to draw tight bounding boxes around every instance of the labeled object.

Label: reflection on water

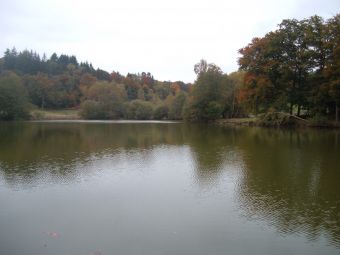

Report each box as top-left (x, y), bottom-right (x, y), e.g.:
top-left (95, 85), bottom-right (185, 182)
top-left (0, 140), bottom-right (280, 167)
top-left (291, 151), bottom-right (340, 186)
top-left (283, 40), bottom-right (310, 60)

top-left (236, 129), bottom-right (340, 246)
top-left (0, 121), bottom-right (339, 255)
top-left (0, 122), bottom-right (186, 186)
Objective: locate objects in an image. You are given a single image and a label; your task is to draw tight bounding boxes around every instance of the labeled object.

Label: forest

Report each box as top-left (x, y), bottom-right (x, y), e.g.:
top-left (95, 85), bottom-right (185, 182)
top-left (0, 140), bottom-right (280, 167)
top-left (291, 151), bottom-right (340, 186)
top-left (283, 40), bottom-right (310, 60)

top-left (0, 14), bottom-right (339, 123)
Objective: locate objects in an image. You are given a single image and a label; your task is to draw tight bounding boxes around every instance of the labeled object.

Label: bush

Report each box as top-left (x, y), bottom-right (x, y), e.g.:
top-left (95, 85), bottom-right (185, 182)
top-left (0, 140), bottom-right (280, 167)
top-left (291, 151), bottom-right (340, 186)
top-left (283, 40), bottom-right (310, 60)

top-left (123, 100), bottom-right (153, 120)
top-left (168, 93), bottom-right (186, 120)
top-left (183, 102), bottom-right (199, 121)
top-left (79, 81), bottom-right (126, 119)
top-left (80, 100), bottom-right (124, 120)
top-left (184, 101), bottom-right (222, 122)
top-left (80, 100), bottom-right (106, 119)
top-left (202, 101), bottom-right (223, 120)
top-left (308, 114), bottom-right (330, 127)
top-left (0, 72), bottom-right (29, 120)
top-left (153, 105), bottom-right (169, 120)
top-left (30, 110), bottom-right (45, 120)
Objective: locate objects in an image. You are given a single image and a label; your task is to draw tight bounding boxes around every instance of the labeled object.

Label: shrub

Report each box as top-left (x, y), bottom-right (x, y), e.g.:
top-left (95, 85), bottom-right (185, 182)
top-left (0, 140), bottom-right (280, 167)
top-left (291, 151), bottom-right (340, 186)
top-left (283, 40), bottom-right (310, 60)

top-left (184, 101), bottom-right (222, 122)
top-left (79, 100), bottom-right (106, 119)
top-left (0, 72), bottom-right (29, 120)
top-left (123, 100), bottom-right (153, 120)
top-left (202, 101), bottom-right (223, 121)
top-left (168, 93), bottom-right (186, 120)
top-left (153, 105), bottom-right (169, 120)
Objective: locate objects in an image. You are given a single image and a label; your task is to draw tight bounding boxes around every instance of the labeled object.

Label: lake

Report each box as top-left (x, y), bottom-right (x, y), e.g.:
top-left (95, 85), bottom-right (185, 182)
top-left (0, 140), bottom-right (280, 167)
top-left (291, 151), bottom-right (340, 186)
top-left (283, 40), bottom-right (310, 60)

top-left (0, 121), bottom-right (339, 255)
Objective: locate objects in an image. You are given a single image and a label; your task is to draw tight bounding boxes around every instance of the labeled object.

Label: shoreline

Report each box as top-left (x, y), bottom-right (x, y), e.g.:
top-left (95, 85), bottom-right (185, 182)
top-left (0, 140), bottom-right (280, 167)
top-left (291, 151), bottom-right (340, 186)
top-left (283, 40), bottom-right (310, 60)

top-left (215, 117), bottom-right (340, 129)
top-left (30, 109), bottom-right (80, 120)
top-left (28, 109), bottom-right (340, 129)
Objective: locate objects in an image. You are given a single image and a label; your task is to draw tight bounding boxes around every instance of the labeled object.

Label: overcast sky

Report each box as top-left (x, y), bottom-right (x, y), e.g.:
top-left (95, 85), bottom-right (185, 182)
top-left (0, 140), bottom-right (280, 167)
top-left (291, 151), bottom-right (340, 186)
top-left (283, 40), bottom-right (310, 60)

top-left (0, 0), bottom-right (339, 82)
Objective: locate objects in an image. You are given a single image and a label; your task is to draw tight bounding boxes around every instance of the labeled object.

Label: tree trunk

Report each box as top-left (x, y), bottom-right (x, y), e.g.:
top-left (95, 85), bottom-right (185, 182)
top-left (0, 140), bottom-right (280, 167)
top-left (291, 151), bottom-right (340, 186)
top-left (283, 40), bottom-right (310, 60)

top-left (336, 101), bottom-right (339, 122)
top-left (231, 93), bottom-right (235, 117)
top-left (297, 105), bottom-right (301, 117)
top-left (41, 95), bottom-right (45, 110)
top-left (290, 103), bottom-right (293, 115)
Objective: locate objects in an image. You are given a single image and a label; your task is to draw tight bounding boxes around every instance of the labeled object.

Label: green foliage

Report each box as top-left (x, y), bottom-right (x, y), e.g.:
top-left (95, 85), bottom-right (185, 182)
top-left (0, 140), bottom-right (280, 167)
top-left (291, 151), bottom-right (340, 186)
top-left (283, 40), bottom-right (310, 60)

top-left (154, 82), bottom-right (170, 100)
top-left (225, 71), bottom-right (246, 117)
top-left (123, 100), bottom-right (153, 120)
top-left (24, 73), bottom-right (52, 108)
top-left (153, 105), bottom-right (169, 120)
top-left (0, 48), bottom-right (193, 120)
top-left (168, 93), bottom-right (187, 120)
top-left (80, 100), bottom-right (106, 119)
top-left (238, 14), bottom-right (340, 120)
top-left (135, 102), bottom-right (153, 120)
top-left (308, 114), bottom-right (331, 127)
top-left (1, 13), bottom-right (338, 123)
top-left (0, 72), bottom-right (29, 120)
top-left (185, 60), bottom-right (226, 121)
top-left (203, 101), bottom-right (223, 120)
top-left (30, 110), bottom-right (45, 120)
top-left (80, 81), bottom-right (126, 119)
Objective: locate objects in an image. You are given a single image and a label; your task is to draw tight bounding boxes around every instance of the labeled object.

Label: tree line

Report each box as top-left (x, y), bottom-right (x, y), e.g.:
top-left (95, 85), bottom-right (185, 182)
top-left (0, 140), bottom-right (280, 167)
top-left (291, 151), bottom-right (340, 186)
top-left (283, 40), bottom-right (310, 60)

top-left (238, 14), bottom-right (340, 121)
top-left (0, 49), bottom-right (193, 120)
top-left (0, 48), bottom-right (244, 121)
top-left (0, 13), bottom-right (339, 122)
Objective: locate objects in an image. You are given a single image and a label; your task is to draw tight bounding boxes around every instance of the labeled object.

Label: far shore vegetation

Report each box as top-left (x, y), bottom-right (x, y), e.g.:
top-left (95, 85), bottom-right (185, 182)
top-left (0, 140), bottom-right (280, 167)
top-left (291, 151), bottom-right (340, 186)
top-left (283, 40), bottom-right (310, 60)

top-left (0, 14), bottom-right (339, 127)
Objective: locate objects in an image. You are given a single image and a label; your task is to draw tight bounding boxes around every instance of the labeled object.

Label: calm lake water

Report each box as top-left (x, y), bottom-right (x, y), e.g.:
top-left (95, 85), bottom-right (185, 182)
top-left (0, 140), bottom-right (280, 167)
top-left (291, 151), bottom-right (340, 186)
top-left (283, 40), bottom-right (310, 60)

top-left (0, 121), bottom-right (339, 255)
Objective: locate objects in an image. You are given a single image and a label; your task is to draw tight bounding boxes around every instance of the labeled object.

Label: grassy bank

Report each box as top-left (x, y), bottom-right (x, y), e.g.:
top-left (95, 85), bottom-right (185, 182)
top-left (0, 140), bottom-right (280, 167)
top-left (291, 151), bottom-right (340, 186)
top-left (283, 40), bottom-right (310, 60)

top-left (30, 109), bottom-right (80, 120)
top-left (28, 108), bottom-right (340, 128)
top-left (216, 114), bottom-right (340, 129)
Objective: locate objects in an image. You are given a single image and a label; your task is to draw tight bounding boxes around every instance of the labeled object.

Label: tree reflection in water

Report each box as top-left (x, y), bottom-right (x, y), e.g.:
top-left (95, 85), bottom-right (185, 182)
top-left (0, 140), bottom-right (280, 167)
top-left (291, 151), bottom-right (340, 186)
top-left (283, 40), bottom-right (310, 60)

top-left (0, 122), bottom-right (339, 247)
